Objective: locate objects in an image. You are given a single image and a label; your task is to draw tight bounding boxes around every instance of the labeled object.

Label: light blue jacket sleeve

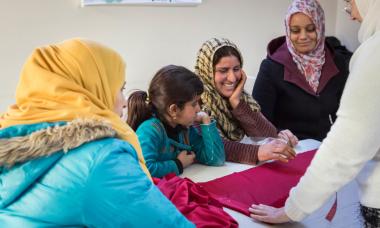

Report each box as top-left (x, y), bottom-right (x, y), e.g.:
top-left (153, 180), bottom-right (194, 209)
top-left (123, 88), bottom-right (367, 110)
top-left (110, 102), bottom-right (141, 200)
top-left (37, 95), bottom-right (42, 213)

top-left (189, 120), bottom-right (225, 166)
top-left (82, 141), bottom-right (194, 228)
top-left (136, 120), bottom-right (179, 178)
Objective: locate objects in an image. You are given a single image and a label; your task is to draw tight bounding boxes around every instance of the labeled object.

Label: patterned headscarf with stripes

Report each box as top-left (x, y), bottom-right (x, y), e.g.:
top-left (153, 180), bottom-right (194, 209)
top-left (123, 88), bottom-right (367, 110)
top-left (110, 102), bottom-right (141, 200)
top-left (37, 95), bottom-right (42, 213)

top-left (195, 38), bottom-right (260, 141)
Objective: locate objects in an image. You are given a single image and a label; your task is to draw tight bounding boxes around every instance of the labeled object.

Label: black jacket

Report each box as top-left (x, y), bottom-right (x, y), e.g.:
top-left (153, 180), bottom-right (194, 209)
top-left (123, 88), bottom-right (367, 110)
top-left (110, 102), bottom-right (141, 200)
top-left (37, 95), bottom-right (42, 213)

top-left (252, 36), bottom-right (351, 141)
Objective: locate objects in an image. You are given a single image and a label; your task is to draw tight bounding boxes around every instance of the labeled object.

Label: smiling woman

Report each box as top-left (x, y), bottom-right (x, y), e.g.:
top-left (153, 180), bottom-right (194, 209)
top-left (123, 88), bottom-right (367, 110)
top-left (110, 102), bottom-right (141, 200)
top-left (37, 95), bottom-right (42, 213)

top-left (249, 0), bottom-right (380, 226)
top-left (195, 38), bottom-right (298, 166)
top-left (252, 0), bottom-right (351, 141)
top-left (289, 12), bottom-right (318, 54)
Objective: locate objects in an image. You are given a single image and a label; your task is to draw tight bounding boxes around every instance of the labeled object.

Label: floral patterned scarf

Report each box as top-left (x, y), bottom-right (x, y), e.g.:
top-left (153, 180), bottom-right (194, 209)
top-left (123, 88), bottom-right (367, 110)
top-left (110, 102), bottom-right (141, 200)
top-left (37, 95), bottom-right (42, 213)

top-left (285, 0), bottom-right (326, 92)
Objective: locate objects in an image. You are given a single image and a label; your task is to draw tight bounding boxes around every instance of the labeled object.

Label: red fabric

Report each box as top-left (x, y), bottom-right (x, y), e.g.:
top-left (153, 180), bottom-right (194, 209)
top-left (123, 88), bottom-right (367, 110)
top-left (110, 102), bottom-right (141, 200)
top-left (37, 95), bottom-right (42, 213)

top-left (154, 174), bottom-right (238, 228)
top-left (198, 150), bottom-right (317, 216)
top-left (325, 194), bottom-right (338, 221)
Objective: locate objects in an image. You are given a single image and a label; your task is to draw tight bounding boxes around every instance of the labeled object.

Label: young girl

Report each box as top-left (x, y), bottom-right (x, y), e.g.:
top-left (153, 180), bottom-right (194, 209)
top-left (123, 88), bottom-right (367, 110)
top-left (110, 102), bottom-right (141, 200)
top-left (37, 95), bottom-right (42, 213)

top-left (127, 65), bottom-right (225, 178)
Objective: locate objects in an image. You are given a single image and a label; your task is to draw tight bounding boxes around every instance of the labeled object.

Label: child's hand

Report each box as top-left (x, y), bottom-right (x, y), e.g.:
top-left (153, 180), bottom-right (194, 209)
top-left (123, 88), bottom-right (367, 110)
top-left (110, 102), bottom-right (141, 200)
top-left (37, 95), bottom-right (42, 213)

top-left (194, 111), bottom-right (211, 124)
top-left (177, 151), bottom-right (195, 168)
top-left (229, 70), bottom-right (247, 109)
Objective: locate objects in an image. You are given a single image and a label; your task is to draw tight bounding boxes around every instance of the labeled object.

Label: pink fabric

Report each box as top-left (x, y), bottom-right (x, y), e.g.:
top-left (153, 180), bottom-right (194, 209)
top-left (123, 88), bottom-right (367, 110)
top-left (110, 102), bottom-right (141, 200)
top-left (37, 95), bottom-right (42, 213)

top-left (154, 174), bottom-right (238, 228)
top-left (325, 194), bottom-right (337, 222)
top-left (198, 150), bottom-right (317, 216)
top-left (285, 0), bottom-right (326, 92)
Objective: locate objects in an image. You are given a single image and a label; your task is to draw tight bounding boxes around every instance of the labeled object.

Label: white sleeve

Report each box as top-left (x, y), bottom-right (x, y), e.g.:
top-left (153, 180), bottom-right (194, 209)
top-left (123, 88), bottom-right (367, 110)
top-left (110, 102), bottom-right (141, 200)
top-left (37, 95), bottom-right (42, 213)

top-left (285, 37), bottom-right (380, 221)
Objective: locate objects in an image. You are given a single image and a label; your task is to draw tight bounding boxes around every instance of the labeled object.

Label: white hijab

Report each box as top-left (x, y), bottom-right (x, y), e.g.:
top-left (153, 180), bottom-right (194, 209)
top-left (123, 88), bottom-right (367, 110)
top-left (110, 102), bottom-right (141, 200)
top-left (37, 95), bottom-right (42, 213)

top-left (356, 0), bottom-right (380, 43)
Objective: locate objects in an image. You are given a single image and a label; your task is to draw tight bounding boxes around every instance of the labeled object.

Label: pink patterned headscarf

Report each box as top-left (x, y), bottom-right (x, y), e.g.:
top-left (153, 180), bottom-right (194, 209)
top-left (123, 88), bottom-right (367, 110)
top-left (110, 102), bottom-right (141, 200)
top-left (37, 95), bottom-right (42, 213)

top-left (285, 0), bottom-right (325, 92)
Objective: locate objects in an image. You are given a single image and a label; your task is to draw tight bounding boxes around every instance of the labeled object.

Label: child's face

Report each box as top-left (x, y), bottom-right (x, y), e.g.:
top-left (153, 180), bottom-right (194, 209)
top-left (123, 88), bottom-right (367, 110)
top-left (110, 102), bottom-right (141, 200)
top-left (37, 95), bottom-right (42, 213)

top-left (174, 96), bottom-right (201, 127)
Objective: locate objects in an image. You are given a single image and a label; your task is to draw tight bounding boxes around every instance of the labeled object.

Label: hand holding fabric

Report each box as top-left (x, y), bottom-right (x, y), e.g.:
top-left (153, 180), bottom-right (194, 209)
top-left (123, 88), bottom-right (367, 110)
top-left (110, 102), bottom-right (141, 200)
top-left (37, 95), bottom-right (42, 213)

top-left (249, 204), bottom-right (291, 224)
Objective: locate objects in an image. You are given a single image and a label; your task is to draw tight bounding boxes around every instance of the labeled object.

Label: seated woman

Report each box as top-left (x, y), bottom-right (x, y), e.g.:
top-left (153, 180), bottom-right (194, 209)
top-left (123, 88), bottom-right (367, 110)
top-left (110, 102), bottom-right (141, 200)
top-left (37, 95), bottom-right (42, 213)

top-left (127, 65), bottom-right (225, 178)
top-left (252, 0), bottom-right (350, 141)
top-left (0, 39), bottom-right (193, 227)
top-left (195, 38), bottom-right (297, 165)
top-left (250, 0), bottom-right (380, 226)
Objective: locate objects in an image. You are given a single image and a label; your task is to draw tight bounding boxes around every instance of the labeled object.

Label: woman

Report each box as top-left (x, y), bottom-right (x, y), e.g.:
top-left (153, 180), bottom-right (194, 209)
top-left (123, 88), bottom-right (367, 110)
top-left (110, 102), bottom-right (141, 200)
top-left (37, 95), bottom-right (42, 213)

top-left (252, 0), bottom-right (351, 141)
top-left (250, 0), bottom-right (380, 227)
top-left (0, 39), bottom-right (193, 227)
top-left (127, 65), bottom-right (225, 178)
top-left (195, 38), bottom-right (297, 165)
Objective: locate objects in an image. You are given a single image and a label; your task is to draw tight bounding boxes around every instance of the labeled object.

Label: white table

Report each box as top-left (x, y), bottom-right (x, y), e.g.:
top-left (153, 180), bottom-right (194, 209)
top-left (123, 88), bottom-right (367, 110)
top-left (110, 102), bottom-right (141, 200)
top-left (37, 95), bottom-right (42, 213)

top-left (181, 139), bottom-right (362, 228)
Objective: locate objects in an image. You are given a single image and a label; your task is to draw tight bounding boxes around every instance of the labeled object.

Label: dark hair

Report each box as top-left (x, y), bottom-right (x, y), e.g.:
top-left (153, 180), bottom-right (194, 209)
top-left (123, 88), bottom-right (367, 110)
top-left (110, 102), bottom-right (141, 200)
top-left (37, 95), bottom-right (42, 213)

top-left (212, 46), bottom-right (242, 70)
top-left (127, 65), bottom-right (204, 131)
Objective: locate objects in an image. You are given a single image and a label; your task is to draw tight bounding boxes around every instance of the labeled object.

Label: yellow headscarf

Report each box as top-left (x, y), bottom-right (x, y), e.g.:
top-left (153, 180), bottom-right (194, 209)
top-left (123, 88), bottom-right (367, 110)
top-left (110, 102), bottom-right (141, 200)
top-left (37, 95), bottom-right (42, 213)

top-left (0, 38), bottom-right (151, 179)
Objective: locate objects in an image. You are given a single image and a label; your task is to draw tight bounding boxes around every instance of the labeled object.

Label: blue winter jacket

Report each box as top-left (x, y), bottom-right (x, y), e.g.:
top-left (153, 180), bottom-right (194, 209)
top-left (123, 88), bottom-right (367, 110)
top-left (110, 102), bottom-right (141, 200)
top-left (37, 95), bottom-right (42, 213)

top-left (136, 117), bottom-right (225, 178)
top-left (0, 121), bottom-right (194, 227)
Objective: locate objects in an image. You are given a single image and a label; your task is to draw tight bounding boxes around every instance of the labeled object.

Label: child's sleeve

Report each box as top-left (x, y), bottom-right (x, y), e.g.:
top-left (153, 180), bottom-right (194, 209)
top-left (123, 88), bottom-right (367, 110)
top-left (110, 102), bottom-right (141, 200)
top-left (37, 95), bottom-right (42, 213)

top-left (189, 119), bottom-right (225, 166)
top-left (137, 121), bottom-right (180, 178)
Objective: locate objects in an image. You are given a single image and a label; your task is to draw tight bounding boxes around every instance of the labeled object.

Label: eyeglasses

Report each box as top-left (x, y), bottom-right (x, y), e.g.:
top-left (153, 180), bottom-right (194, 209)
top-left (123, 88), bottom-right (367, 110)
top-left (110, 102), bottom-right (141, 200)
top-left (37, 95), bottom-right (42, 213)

top-left (343, 0), bottom-right (352, 15)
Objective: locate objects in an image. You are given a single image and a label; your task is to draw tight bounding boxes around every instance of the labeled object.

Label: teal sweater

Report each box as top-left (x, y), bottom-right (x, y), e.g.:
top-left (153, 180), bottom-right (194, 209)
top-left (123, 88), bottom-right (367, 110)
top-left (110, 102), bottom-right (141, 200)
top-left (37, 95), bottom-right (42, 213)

top-left (136, 117), bottom-right (225, 178)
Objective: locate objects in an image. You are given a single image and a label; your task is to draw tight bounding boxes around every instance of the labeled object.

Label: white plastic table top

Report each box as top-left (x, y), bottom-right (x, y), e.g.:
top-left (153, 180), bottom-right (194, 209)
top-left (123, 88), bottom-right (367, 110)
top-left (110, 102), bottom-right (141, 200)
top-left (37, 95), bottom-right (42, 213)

top-left (181, 139), bottom-right (362, 228)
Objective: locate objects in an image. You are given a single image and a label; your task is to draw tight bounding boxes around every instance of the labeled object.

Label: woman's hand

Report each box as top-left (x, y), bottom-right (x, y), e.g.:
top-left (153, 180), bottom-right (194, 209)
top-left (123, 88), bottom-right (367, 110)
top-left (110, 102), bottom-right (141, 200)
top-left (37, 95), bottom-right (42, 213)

top-left (249, 204), bottom-right (291, 224)
top-left (194, 111), bottom-right (211, 124)
top-left (257, 138), bottom-right (296, 162)
top-left (229, 70), bottom-right (247, 109)
top-left (278, 129), bottom-right (299, 147)
top-left (177, 151), bottom-right (195, 168)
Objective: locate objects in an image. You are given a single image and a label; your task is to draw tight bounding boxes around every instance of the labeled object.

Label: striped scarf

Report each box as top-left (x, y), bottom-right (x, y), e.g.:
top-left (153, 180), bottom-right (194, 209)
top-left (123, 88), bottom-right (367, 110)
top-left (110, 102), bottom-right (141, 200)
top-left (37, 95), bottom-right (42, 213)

top-left (195, 38), bottom-right (260, 141)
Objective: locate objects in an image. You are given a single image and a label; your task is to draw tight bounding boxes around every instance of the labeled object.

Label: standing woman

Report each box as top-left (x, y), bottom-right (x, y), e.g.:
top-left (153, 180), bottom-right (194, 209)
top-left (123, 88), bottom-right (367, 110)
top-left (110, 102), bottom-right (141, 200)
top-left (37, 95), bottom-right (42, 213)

top-left (252, 0), bottom-right (350, 141)
top-left (195, 38), bottom-right (297, 165)
top-left (250, 0), bottom-right (380, 227)
top-left (0, 39), bottom-right (193, 227)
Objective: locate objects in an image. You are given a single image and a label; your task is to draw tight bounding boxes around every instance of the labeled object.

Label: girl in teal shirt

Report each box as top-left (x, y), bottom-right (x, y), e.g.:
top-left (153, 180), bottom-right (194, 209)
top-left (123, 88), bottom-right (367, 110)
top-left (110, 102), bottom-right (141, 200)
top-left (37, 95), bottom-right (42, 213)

top-left (127, 65), bottom-right (225, 178)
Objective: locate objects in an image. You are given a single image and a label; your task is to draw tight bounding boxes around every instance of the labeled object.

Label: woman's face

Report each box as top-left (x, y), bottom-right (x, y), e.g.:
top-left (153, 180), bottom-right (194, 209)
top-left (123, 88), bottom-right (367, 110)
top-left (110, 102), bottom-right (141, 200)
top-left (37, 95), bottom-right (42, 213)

top-left (213, 55), bottom-right (242, 98)
top-left (114, 83), bottom-right (127, 118)
top-left (289, 13), bottom-right (318, 54)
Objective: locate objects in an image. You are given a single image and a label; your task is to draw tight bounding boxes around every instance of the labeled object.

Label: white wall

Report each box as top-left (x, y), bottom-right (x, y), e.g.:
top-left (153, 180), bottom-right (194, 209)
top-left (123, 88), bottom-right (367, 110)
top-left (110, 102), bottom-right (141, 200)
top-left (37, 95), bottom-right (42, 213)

top-left (335, 0), bottom-right (361, 52)
top-left (0, 0), bottom-right (355, 112)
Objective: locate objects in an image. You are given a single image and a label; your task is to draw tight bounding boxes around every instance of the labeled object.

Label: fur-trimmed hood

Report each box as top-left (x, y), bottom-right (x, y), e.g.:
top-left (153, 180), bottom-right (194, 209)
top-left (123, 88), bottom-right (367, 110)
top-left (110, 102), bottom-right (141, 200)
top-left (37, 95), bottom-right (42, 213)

top-left (0, 119), bottom-right (117, 168)
top-left (0, 119), bottom-right (118, 209)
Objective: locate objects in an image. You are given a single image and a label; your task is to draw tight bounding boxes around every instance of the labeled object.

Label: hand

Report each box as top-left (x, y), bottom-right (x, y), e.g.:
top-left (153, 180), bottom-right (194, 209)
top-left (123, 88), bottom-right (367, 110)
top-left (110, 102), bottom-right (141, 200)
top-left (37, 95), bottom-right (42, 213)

top-left (229, 70), bottom-right (247, 109)
top-left (177, 151), bottom-right (195, 168)
top-left (257, 138), bottom-right (296, 163)
top-left (249, 204), bottom-right (291, 224)
top-left (194, 111), bottom-right (211, 124)
top-left (278, 129), bottom-right (299, 147)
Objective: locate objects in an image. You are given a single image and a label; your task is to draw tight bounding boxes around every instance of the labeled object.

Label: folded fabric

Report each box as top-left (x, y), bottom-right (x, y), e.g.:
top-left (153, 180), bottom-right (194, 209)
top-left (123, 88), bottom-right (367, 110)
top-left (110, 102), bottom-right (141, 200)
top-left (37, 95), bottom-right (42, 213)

top-left (198, 150), bottom-right (317, 216)
top-left (154, 174), bottom-right (238, 228)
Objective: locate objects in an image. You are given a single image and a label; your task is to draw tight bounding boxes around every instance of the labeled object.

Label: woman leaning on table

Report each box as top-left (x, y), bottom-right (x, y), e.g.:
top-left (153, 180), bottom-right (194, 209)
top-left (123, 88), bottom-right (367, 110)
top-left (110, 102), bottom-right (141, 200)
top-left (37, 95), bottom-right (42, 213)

top-left (195, 38), bottom-right (298, 165)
